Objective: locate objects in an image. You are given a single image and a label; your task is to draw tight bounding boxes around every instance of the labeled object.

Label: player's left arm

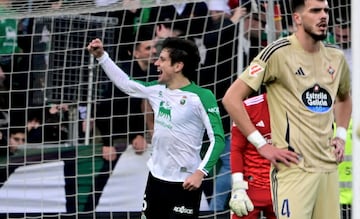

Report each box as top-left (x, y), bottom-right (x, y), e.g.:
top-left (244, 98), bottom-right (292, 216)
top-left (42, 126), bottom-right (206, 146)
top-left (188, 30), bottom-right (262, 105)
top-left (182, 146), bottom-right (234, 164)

top-left (333, 59), bottom-right (352, 162)
top-left (334, 57), bottom-right (352, 133)
top-left (183, 89), bottom-right (225, 191)
top-left (334, 92), bottom-right (352, 131)
top-left (333, 92), bottom-right (352, 163)
top-left (196, 89), bottom-right (225, 175)
top-left (335, 56), bottom-right (352, 129)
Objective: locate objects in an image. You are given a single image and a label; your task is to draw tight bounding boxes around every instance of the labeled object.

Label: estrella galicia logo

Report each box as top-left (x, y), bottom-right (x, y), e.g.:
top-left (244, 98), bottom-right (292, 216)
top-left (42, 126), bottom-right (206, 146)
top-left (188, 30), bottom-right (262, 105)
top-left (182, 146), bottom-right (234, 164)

top-left (301, 84), bottom-right (332, 113)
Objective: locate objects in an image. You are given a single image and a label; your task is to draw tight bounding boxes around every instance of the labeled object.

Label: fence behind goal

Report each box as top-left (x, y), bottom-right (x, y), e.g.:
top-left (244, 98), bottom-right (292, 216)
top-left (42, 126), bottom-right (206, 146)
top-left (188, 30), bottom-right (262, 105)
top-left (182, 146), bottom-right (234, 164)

top-left (0, 0), bottom-right (354, 218)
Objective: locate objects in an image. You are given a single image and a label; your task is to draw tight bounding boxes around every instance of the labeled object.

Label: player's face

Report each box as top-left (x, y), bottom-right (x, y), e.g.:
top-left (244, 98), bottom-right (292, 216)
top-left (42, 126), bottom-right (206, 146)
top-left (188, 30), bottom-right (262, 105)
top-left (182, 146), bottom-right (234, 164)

top-left (298, 0), bottom-right (329, 41)
top-left (154, 49), bottom-right (177, 85)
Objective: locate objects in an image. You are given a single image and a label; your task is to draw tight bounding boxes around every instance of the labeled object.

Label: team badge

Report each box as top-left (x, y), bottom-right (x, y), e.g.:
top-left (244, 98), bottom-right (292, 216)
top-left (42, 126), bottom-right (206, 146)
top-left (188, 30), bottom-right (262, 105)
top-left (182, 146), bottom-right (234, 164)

top-left (180, 96), bottom-right (187, 105)
top-left (249, 64), bottom-right (264, 77)
top-left (327, 66), bottom-right (335, 75)
top-left (327, 66), bottom-right (335, 79)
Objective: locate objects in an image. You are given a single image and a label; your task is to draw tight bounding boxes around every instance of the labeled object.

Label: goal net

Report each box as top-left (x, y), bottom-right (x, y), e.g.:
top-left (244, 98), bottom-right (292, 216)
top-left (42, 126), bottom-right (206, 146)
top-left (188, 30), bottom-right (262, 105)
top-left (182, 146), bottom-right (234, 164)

top-left (0, 0), bottom-right (354, 218)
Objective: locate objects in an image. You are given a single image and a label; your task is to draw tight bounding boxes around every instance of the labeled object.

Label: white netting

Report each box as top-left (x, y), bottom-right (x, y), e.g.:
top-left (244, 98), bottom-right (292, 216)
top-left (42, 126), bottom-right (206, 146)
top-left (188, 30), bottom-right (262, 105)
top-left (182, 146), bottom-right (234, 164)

top-left (1, 0), bottom-right (207, 19)
top-left (0, 0), bottom-right (354, 218)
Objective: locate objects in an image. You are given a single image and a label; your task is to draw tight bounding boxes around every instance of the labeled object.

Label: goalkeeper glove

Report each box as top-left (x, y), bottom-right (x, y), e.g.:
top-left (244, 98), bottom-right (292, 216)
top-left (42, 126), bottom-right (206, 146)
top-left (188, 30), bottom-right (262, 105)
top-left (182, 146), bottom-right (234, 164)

top-left (229, 173), bottom-right (254, 217)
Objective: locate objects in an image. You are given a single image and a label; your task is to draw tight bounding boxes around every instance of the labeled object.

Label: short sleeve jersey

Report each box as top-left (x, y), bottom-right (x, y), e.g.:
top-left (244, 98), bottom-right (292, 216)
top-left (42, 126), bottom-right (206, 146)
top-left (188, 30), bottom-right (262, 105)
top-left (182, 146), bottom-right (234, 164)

top-left (239, 34), bottom-right (351, 172)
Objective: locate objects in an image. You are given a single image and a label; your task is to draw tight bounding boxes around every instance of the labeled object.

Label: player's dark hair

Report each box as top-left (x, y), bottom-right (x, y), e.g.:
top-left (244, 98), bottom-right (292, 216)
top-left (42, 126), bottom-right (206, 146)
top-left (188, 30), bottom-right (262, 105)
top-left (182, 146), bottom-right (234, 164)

top-left (161, 37), bottom-right (200, 81)
top-left (290, 0), bottom-right (306, 12)
top-left (290, 0), bottom-right (327, 13)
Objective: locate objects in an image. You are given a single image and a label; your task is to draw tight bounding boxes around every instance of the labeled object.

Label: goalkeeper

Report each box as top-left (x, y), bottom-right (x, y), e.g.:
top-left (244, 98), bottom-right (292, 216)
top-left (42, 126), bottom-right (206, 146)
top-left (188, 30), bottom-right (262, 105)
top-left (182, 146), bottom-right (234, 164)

top-left (229, 93), bottom-right (275, 219)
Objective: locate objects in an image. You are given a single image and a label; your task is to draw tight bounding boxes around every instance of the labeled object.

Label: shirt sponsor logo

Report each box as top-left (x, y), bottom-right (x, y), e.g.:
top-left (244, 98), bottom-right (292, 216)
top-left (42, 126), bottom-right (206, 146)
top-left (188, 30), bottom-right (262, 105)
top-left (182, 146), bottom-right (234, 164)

top-left (158, 101), bottom-right (172, 121)
top-left (173, 205), bottom-right (193, 215)
top-left (301, 84), bottom-right (332, 113)
top-left (156, 101), bottom-right (173, 129)
top-left (208, 106), bottom-right (220, 114)
top-left (249, 64), bottom-right (264, 77)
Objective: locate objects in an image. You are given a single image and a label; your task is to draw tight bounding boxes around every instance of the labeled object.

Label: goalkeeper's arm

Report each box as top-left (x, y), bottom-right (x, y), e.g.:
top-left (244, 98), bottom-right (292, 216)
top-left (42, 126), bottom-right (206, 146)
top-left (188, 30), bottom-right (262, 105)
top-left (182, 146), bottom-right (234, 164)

top-left (230, 125), bottom-right (254, 216)
top-left (229, 172), bottom-right (254, 216)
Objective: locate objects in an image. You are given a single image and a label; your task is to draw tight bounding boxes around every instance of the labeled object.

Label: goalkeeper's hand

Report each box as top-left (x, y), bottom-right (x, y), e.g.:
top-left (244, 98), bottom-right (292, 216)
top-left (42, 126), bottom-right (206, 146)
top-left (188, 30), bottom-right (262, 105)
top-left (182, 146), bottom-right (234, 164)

top-left (229, 173), bottom-right (254, 217)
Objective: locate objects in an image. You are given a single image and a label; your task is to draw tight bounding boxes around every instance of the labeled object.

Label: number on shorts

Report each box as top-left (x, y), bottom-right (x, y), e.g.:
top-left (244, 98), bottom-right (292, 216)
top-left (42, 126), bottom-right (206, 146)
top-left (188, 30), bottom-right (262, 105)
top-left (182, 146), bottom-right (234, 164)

top-left (281, 198), bottom-right (290, 218)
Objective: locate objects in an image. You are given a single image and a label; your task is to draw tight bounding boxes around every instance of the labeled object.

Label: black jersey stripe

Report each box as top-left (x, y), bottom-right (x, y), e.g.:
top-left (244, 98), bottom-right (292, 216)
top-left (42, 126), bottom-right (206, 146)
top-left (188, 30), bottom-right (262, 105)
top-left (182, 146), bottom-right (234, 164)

top-left (259, 38), bottom-right (291, 62)
top-left (271, 168), bottom-right (279, 218)
top-left (324, 43), bottom-right (340, 49)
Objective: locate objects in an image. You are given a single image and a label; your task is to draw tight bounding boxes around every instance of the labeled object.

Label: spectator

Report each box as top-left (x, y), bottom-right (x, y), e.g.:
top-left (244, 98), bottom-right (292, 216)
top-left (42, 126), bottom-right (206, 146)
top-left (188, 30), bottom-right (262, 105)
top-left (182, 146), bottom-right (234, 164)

top-left (148, 1), bottom-right (208, 37)
top-left (238, 0), bottom-right (284, 97)
top-left (0, 0), bottom-right (22, 116)
top-left (8, 127), bottom-right (26, 155)
top-left (16, 1), bottom-right (62, 107)
top-left (0, 0), bottom-right (21, 77)
top-left (95, 0), bottom-right (154, 61)
top-left (43, 104), bottom-right (69, 144)
top-left (149, 2), bottom-right (207, 53)
top-left (241, 0), bottom-right (283, 66)
top-left (201, 0), bottom-right (246, 212)
top-left (229, 93), bottom-right (275, 219)
top-left (222, 0), bottom-right (352, 218)
top-left (153, 19), bottom-right (187, 58)
top-left (332, 17), bottom-right (351, 71)
top-left (148, 1), bottom-right (208, 59)
top-left (17, 16), bottom-right (51, 106)
top-left (26, 108), bottom-right (43, 144)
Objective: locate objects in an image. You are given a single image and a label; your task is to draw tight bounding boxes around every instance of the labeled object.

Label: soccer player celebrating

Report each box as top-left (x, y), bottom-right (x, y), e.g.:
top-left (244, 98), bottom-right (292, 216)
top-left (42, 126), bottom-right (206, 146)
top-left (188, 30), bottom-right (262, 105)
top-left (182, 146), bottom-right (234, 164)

top-left (88, 37), bottom-right (225, 219)
top-left (223, 0), bottom-right (352, 218)
top-left (229, 93), bottom-right (276, 219)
